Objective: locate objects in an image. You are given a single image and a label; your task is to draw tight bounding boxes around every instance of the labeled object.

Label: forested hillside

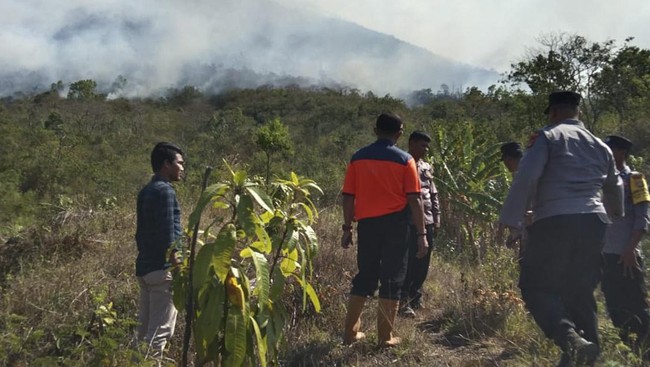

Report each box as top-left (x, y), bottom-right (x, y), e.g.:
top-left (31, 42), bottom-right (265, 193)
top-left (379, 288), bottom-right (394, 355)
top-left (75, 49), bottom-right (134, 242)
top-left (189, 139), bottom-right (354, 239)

top-left (2, 34), bottom-right (650, 366)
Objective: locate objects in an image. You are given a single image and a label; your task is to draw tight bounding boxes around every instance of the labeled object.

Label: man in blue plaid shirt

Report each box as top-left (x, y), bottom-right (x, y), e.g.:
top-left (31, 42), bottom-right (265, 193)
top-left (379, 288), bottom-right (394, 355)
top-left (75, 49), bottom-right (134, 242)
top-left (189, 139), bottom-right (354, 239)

top-left (135, 142), bottom-right (185, 361)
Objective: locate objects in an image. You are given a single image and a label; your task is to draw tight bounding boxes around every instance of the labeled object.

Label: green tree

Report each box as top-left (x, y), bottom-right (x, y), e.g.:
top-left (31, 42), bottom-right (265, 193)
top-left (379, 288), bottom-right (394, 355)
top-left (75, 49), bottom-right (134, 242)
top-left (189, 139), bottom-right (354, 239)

top-left (68, 79), bottom-right (98, 100)
top-left (594, 40), bottom-right (650, 132)
top-left (255, 118), bottom-right (293, 184)
top-left (505, 33), bottom-right (616, 131)
top-left (174, 167), bottom-right (322, 366)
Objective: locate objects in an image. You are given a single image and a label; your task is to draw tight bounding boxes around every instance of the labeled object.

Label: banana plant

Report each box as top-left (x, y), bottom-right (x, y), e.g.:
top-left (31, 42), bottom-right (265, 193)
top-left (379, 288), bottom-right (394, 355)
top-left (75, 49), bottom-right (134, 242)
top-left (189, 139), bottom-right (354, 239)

top-left (173, 164), bottom-right (322, 366)
top-left (428, 121), bottom-right (509, 258)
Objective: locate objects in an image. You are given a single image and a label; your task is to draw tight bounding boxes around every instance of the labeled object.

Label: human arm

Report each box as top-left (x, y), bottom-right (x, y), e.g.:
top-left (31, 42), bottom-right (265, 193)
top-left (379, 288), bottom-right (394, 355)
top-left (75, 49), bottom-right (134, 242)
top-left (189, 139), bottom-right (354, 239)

top-left (407, 193), bottom-right (428, 258)
top-left (341, 194), bottom-right (355, 248)
top-left (430, 181), bottom-right (441, 234)
top-left (156, 185), bottom-right (182, 266)
top-left (499, 133), bottom-right (548, 230)
top-left (603, 155), bottom-right (624, 219)
top-left (620, 200), bottom-right (649, 277)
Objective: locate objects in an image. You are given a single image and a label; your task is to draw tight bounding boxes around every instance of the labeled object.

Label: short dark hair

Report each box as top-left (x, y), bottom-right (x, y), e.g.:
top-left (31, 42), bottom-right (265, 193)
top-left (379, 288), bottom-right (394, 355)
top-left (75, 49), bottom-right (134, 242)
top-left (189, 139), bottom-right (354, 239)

top-left (500, 142), bottom-right (523, 160)
top-left (151, 142), bottom-right (184, 173)
top-left (409, 131), bottom-right (431, 143)
top-left (376, 113), bottom-right (403, 134)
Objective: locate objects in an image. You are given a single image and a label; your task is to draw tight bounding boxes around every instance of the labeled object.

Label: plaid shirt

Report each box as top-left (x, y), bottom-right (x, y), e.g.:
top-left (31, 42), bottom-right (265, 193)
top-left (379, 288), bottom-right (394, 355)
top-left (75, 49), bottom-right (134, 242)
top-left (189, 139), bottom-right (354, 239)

top-left (135, 175), bottom-right (181, 276)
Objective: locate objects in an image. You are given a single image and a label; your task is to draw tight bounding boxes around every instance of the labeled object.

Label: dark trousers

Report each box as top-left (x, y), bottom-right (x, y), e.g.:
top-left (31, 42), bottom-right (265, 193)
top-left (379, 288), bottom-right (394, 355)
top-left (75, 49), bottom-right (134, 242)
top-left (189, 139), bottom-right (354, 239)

top-left (518, 214), bottom-right (606, 348)
top-left (400, 224), bottom-right (435, 306)
top-left (351, 210), bottom-right (410, 300)
top-left (602, 253), bottom-right (650, 342)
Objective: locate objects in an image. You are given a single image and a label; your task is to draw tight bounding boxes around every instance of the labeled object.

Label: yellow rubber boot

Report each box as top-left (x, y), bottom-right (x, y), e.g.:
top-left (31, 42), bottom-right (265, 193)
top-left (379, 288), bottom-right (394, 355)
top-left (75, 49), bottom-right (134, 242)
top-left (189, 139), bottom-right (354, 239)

top-left (342, 295), bottom-right (367, 345)
top-left (377, 298), bottom-right (401, 347)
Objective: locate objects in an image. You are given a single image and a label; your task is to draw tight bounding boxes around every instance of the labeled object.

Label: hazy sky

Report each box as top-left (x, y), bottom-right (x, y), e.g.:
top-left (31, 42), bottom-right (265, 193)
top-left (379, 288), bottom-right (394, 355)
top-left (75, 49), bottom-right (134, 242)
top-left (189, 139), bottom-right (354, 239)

top-left (279, 0), bottom-right (650, 72)
top-left (1, 0), bottom-right (649, 96)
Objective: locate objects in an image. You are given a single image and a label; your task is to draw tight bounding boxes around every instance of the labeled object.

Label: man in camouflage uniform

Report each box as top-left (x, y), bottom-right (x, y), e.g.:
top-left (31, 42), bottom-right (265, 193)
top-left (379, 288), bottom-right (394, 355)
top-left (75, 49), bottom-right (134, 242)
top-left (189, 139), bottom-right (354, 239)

top-left (399, 131), bottom-right (441, 317)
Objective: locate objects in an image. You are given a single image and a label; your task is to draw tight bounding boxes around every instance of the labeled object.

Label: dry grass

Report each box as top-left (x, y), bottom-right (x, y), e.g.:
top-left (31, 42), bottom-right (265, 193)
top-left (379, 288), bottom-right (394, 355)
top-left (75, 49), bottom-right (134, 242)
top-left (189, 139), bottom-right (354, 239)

top-left (1, 204), bottom-right (648, 366)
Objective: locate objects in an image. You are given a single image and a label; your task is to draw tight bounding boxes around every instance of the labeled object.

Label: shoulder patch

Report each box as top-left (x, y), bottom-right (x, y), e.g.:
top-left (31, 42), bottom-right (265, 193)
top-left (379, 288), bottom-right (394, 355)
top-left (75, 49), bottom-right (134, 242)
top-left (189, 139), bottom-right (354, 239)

top-left (630, 172), bottom-right (650, 204)
top-left (526, 131), bottom-right (540, 149)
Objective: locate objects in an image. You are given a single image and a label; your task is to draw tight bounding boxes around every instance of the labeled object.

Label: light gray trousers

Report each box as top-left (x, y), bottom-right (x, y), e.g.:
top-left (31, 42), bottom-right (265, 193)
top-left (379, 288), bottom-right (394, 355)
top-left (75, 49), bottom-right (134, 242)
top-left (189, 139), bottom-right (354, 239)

top-left (137, 269), bottom-right (178, 359)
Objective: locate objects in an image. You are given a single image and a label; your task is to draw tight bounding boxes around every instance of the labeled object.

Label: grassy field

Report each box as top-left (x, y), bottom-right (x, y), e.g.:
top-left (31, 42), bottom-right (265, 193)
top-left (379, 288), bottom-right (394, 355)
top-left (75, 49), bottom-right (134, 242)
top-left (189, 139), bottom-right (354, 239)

top-left (0, 202), bottom-right (646, 366)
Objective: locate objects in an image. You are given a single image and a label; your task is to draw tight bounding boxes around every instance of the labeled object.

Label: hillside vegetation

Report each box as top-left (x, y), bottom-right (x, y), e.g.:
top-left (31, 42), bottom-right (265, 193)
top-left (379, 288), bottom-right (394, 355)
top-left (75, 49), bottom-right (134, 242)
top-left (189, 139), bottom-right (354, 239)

top-left (2, 34), bottom-right (650, 366)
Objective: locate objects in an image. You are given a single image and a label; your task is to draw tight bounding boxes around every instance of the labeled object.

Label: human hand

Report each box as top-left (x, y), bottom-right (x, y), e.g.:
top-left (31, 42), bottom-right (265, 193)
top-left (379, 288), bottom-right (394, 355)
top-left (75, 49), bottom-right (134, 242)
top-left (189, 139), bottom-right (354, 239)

top-left (169, 250), bottom-right (182, 267)
top-left (416, 235), bottom-right (428, 258)
top-left (505, 227), bottom-right (521, 249)
top-left (341, 230), bottom-right (353, 249)
top-left (619, 247), bottom-right (641, 278)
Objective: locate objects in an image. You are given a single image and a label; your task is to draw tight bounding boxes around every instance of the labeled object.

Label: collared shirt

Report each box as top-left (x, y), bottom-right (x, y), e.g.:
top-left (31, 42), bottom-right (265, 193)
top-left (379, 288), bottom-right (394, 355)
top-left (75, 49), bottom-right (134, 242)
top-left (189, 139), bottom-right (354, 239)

top-left (604, 165), bottom-right (650, 255)
top-left (500, 119), bottom-right (623, 229)
top-left (417, 159), bottom-right (440, 225)
top-left (342, 138), bottom-right (420, 221)
top-left (135, 175), bottom-right (182, 276)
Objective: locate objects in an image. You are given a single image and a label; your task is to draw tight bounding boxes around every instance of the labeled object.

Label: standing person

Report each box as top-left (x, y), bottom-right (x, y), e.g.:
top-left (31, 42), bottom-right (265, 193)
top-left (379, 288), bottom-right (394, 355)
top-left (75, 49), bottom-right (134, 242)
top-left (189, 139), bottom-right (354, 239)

top-left (499, 141), bottom-right (528, 250)
top-left (499, 91), bottom-right (623, 366)
top-left (500, 142), bottom-right (523, 173)
top-left (340, 113), bottom-right (429, 347)
top-left (399, 131), bottom-right (441, 317)
top-left (135, 142), bottom-right (185, 361)
top-left (602, 135), bottom-right (650, 350)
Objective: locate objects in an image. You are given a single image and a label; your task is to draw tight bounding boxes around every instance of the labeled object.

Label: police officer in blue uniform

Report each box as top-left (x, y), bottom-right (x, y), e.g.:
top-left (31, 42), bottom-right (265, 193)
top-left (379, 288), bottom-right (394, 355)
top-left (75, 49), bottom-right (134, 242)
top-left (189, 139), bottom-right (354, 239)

top-left (499, 91), bottom-right (624, 366)
top-left (602, 135), bottom-right (650, 351)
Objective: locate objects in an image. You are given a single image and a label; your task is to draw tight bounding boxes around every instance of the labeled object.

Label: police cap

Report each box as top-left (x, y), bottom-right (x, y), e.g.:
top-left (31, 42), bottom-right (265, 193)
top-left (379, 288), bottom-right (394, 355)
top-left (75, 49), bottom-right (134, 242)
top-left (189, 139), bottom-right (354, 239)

top-left (544, 91), bottom-right (581, 114)
top-left (500, 142), bottom-right (523, 160)
top-left (604, 135), bottom-right (633, 151)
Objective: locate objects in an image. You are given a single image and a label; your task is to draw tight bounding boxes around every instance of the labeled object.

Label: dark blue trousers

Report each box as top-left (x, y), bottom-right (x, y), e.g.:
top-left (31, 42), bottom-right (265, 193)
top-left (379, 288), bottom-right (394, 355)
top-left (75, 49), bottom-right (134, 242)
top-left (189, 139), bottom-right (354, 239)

top-left (400, 223), bottom-right (435, 306)
top-left (518, 214), bottom-right (606, 348)
top-left (602, 253), bottom-right (650, 343)
top-left (351, 210), bottom-right (410, 300)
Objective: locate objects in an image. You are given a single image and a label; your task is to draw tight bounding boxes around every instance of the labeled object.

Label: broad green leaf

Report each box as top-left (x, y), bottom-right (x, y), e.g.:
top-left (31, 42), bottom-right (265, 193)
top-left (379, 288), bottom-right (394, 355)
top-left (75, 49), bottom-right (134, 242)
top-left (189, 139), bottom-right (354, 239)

top-left (212, 200), bottom-right (230, 209)
top-left (245, 185), bottom-right (274, 213)
top-left (249, 315), bottom-right (267, 367)
top-left (293, 275), bottom-right (321, 312)
top-left (171, 270), bottom-right (187, 311)
top-left (280, 248), bottom-right (299, 276)
top-left (250, 251), bottom-right (270, 311)
top-left (236, 195), bottom-right (256, 235)
top-left (193, 240), bottom-right (217, 289)
top-left (233, 170), bottom-right (247, 187)
top-left (188, 183), bottom-right (229, 227)
top-left (249, 240), bottom-right (270, 253)
top-left (290, 171), bottom-right (300, 185)
top-left (269, 269), bottom-right (286, 300)
top-left (240, 247), bottom-right (253, 258)
top-left (297, 202), bottom-right (313, 223)
top-left (212, 224), bottom-right (237, 283)
top-left (194, 283), bottom-right (225, 352)
top-left (224, 309), bottom-right (247, 366)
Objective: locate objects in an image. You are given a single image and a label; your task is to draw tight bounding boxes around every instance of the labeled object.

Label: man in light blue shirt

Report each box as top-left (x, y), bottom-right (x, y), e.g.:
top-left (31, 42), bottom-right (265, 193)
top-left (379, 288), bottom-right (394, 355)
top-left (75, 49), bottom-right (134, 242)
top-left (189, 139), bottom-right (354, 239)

top-left (499, 91), bottom-right (623, 366)
top-left (601, 135), bottom-right (650, 352)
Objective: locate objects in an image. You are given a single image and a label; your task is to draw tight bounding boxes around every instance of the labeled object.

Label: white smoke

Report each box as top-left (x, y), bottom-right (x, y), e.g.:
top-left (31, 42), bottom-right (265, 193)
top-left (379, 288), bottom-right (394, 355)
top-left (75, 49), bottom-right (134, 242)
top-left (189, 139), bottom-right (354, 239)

top-left (0, 0), bottom-right (499, 98)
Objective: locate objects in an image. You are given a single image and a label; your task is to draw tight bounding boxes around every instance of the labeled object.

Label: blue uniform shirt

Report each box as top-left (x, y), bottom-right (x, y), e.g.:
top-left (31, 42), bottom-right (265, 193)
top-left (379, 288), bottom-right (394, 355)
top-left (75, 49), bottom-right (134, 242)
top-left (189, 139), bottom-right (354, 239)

top-left (604, 165), bottom-right (650, 255)
top-left (500, 119), bottom-right (623, 229)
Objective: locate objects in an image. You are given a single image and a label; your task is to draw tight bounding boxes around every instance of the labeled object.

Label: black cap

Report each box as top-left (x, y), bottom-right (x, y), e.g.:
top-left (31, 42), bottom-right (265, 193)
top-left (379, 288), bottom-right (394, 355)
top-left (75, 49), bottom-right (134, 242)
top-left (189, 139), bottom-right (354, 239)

top-left (604, 135), bottom-right (633, 151)
top-left (544, 91), bottom-right (581, 114)
top-left (409, 131), bottom-right (431, 142)
top-left (500, 142), bottom-right (523, 160)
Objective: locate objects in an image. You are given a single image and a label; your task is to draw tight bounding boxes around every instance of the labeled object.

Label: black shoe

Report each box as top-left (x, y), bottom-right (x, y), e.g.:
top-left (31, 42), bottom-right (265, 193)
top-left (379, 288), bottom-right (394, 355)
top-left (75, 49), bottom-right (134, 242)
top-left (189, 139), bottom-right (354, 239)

top-left (556, 352), bottom-right (573, 367)
top-left (398, 305), bottom-right (416, 318)
top-left (567, 330), bottom-right (598, 366)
